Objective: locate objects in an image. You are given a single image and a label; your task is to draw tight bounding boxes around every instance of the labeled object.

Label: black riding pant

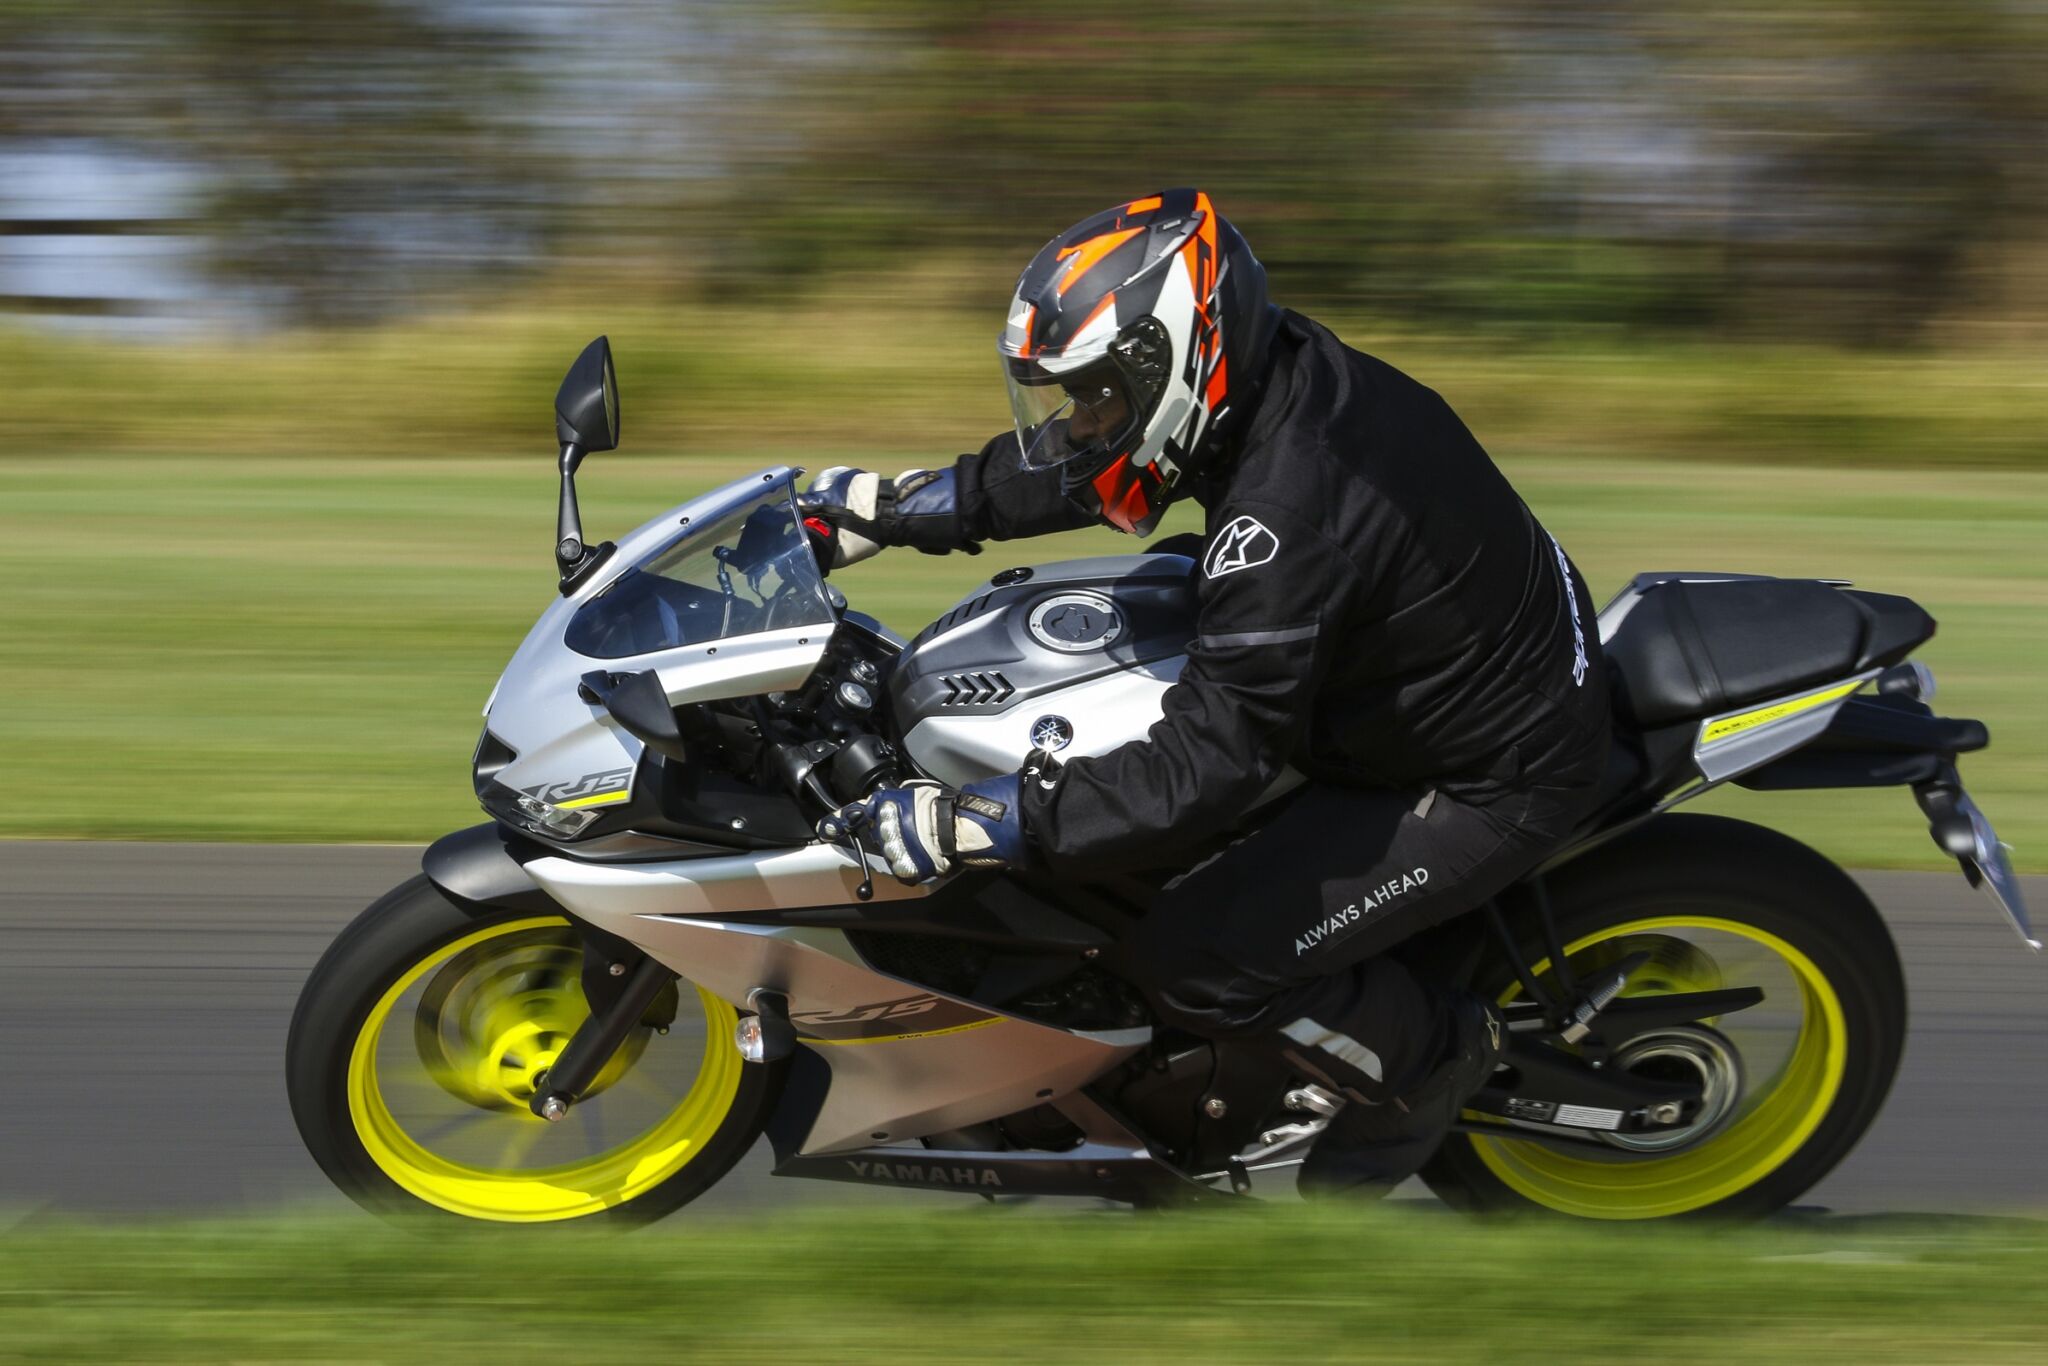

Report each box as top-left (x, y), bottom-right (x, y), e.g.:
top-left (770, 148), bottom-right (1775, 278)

top-left (1124, 723), bottom-right (1607, 1101)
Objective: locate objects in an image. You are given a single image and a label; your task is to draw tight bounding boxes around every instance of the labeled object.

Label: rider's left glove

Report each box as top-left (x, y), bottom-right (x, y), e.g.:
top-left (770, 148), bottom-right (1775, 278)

top-left (845, 775), bottom-right (1024, 884)
top-left (798, 466), bottom-right (979, 569)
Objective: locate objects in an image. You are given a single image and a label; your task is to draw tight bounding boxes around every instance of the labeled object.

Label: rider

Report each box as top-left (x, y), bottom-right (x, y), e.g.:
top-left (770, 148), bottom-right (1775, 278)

top-left (805, 189), bottom-right (1612, 1195)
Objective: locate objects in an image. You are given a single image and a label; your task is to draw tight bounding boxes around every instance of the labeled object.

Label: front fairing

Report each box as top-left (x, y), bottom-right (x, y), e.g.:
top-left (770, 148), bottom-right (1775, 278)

top-left (478, 468), bottom-right (831, 849)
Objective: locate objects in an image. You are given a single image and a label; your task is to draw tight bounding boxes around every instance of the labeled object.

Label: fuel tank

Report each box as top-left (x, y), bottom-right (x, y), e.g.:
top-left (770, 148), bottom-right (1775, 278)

top-left (888, 555), bottom-right (1198, 786)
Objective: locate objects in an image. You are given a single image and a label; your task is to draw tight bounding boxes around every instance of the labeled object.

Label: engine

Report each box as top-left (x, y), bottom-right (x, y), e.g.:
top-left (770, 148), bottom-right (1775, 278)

top-left (887, 555), bottom-right (1198, 787)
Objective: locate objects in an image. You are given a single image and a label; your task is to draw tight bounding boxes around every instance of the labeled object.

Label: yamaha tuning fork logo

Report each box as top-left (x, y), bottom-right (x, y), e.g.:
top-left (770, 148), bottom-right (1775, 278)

top-left (1029, 715), bottom-right (1074, 752)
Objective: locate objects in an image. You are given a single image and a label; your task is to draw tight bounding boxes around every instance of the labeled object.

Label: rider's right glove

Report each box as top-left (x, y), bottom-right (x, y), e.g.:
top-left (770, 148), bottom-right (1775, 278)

top-left (842, 776), bottom-right (1024, 884)
top-left (798, 466), bottom-right (980, 569)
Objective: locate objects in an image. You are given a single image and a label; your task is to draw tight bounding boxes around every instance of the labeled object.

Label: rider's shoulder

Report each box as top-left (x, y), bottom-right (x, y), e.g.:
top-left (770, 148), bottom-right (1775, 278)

top-left (1283, 310), bottom-right (1445, 405)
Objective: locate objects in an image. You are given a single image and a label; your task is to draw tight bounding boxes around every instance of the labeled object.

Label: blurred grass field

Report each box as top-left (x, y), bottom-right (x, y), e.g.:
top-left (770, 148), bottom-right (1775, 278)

top-left (7, 292), bottom-right (2048, 467)
top-left (2, 1204), bottom-right (2045, 1362)
top-left (2, 450), bottom-right (2040, 869)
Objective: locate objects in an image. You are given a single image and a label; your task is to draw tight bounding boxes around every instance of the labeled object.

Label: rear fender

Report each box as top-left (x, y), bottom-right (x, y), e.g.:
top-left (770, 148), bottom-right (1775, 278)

top-left (1542, 812), bottom-right (1862, 903)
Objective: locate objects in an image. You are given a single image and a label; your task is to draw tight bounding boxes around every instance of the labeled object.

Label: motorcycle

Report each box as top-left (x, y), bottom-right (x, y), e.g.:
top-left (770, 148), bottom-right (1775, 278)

top-left (287, 336), bottom-right (2034, 1224)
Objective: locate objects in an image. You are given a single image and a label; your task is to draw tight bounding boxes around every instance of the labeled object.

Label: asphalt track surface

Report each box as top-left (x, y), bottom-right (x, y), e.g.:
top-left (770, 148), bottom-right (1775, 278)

top-left (2, 842), bottom-right (2043, 1220)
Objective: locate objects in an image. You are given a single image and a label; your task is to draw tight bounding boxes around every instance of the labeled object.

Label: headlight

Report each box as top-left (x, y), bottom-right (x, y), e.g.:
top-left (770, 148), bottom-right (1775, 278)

top-left (514, 793), bottom-right (603, 839)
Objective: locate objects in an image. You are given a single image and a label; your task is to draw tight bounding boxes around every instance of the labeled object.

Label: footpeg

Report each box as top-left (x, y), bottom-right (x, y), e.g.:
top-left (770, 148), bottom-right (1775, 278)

top-left (1236, 1089), bottom-right (1342, 1170)
top-left (1248, 1116), bottom-right (1328, 1152)
top-left (1283, 1084), bottom-right (1342, 1119)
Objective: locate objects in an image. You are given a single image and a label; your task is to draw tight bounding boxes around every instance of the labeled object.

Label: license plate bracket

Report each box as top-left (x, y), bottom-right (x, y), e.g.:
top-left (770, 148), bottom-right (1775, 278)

top-left (1918, 780), bottom-right (2037, 951)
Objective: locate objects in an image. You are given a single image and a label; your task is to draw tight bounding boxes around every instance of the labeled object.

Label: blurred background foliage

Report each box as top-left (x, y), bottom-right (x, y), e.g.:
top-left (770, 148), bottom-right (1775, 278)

top-left (729, 0), bottom-right (2046, 344)
top-left (0, 2), bottom-right (2045, 456)
top-left (5, 0), bottom-right (2045, 340)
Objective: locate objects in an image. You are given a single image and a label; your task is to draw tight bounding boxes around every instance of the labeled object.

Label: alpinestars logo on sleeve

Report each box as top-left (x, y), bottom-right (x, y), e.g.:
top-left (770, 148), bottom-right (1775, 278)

top-left (1204, 515), bottom-right (1280, 578)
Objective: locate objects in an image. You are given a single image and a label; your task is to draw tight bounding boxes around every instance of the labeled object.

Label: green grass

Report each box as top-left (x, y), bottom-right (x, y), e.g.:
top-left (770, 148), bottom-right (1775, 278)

top-left (6, 290), bottom-right (2048, 467)
top-left (3, 454), bottom-right (2042, 871)
top-left (2, 1205), bottom-right (2045, 1362)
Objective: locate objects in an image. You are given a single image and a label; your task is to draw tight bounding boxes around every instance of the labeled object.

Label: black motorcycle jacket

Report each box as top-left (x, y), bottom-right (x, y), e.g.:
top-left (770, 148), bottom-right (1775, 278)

top-left (926, 310), bottom-right (1609, 869)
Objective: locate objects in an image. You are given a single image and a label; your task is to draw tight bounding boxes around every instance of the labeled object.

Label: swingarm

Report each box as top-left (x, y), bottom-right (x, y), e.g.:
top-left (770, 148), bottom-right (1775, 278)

top-left (1456, 882), bottom-right (1768, 1147)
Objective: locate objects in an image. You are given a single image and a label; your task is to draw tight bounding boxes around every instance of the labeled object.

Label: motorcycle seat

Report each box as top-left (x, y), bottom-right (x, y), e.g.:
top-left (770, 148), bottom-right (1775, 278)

top-left (1604, 578), bottom-right (1934, 728)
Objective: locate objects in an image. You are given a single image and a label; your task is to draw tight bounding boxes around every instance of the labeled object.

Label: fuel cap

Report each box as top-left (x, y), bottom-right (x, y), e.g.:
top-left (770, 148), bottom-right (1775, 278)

top-left (1027, 592), bottom-right (1123, 653)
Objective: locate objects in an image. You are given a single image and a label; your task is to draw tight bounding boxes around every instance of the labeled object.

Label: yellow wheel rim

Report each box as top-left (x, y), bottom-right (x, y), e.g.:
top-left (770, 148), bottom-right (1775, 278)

top-left (346, 916), bottom-right (743, 1223)
top-left (1468, 916), bottom-right (1847, 1220)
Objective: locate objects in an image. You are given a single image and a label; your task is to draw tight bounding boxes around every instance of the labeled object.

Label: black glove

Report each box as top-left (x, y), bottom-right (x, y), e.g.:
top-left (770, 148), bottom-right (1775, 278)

top-left (798, 466), bottom-right (980, 568)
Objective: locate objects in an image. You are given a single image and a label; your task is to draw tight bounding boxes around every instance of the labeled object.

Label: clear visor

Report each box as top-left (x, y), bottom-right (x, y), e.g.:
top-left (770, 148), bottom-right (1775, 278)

top-left (1003, 352), bottom-right (1144, 473)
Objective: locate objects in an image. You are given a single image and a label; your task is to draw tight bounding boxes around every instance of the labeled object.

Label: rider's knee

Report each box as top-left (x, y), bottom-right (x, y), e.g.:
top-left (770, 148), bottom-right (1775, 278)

top-left (1123, 936), bottom-right (1290, 1039)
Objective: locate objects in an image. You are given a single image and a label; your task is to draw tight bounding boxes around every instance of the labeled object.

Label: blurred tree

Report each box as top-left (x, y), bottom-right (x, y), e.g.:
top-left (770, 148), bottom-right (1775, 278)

top-left (0, 0), bottom-right (554, 323)
top-left (703, 0), bottom-right (2046, 342)
top-left (690, 1), bottom-right (1491, 311)
top-left (0, 0), bottom-right (2042, 339)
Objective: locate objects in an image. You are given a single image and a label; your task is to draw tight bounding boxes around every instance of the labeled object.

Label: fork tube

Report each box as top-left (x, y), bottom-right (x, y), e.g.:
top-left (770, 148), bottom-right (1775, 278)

top-left (529, 955), bottom-right (675, 1119)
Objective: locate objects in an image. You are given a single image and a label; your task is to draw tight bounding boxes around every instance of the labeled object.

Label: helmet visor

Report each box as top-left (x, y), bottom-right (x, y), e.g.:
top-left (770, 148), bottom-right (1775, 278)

top-left (1003, 352), bottom-right (1146, 474)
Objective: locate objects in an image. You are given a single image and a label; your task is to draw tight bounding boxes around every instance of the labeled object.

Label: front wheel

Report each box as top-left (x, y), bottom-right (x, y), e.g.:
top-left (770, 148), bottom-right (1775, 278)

top-left (287, 876), bottom-right (778, 1224)
top-left (1421, 815), bottom-right (1907, 1221)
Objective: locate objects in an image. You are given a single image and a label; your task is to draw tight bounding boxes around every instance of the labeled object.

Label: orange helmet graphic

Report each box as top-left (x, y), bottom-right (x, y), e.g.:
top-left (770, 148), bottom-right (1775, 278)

top-left (1000, 189), bottom-right (1278, 535)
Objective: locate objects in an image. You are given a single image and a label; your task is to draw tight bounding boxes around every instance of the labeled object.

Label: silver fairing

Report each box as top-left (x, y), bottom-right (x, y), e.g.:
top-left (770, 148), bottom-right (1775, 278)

top-left (480, 468), bottom-right (828, 819)
top-left (480, 519), bottom-right (1161, 1155)
top-left (524, 848), bottom-right (1148, 1153)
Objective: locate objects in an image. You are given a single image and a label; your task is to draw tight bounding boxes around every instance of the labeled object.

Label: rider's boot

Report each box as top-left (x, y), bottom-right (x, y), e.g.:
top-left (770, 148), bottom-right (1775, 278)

top-left (1295, 991), bottom-right (1505, 1200)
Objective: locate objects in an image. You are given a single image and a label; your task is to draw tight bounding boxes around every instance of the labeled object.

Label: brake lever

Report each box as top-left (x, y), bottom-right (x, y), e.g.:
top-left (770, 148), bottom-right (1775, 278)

top-left (815, 813), bottom-right (876, 902)
top-left (846, 830), bottom-right (876, 902)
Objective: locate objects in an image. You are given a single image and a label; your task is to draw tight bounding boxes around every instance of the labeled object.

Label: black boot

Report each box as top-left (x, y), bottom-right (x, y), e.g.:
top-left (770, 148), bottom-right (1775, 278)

top-left (1297, 992), bottom-right (1505, 1200)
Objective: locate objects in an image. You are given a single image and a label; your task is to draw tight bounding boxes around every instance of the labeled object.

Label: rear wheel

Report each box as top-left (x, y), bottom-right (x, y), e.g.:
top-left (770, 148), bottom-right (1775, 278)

top-left (287, 876), bottom-right (778, 1224)
top-left (1421, 815), bottom-right (1906, 1220)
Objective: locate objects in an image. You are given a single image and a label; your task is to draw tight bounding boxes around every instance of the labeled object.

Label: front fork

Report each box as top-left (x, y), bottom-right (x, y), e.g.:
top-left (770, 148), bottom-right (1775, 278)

top-left (527, 938), bottom-right (679, 1121)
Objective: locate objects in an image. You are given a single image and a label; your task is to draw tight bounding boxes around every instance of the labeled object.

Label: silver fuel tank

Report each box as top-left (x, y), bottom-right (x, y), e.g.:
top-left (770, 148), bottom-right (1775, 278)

top-left (888, 555), bottom-right (1198, 787)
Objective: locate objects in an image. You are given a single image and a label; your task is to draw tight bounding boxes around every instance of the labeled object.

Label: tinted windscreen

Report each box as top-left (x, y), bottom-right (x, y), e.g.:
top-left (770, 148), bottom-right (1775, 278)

top-left (563, 481), bottom-right (834, 660)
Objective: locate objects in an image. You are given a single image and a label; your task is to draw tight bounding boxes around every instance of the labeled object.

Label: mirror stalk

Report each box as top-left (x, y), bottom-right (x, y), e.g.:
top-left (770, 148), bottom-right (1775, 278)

top-left (556, 441), bottom-right (588, 582)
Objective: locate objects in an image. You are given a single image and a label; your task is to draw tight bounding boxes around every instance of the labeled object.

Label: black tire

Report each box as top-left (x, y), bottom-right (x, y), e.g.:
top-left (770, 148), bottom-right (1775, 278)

top-left (286, 874), bottom-right (781, 1226)
top-left (1420, 813), bottom-right (1906, 1221)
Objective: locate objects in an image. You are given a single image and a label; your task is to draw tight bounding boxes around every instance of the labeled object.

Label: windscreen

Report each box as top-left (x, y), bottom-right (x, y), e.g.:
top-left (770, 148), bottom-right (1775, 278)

top-left (564, 479), bottom-right (834, 660)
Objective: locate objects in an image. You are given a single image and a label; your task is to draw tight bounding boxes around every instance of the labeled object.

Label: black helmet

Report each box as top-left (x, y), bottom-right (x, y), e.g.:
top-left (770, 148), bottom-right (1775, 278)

top-left (999, 189), bottom-right (1278, 535)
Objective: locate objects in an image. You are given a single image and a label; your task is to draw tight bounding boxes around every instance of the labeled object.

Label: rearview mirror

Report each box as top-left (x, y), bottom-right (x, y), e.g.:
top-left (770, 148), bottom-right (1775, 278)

top-left (577, 669), bottom-right (687, 764)
top-left (552, 336), bottom-right (622, 590)
top-left (555, 336), bottom-right (620, 453)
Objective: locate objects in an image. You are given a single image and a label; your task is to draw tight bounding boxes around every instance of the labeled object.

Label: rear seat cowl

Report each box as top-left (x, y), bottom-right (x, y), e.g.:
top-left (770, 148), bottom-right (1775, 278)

top-left (1604, 578), bottom-right (1936, 729)
top-left (1842, 589), bottom-right (1938, 674)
